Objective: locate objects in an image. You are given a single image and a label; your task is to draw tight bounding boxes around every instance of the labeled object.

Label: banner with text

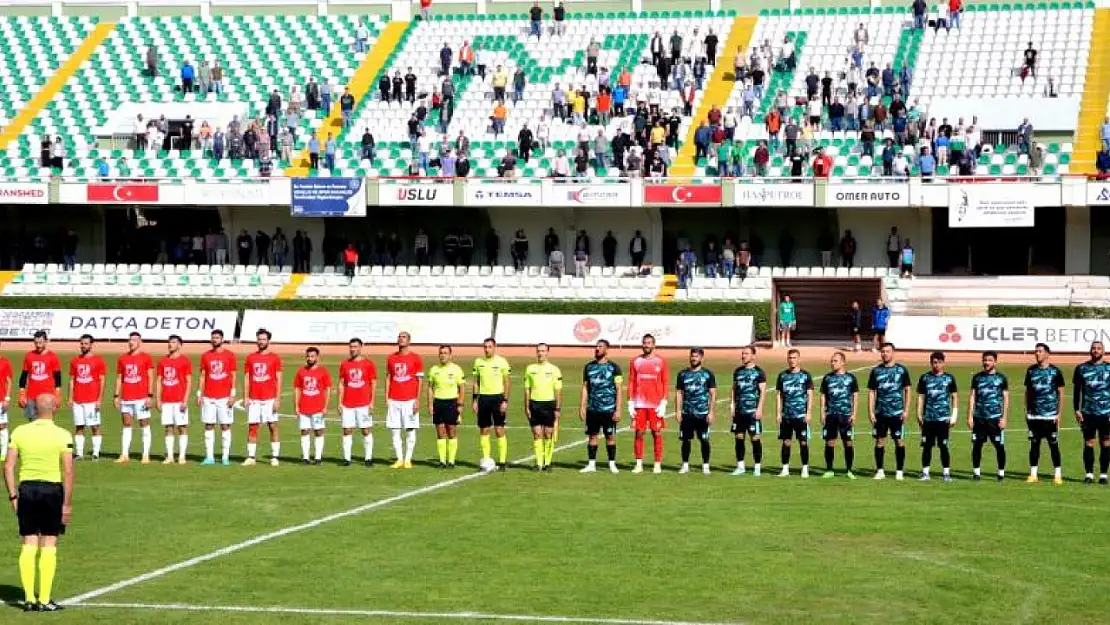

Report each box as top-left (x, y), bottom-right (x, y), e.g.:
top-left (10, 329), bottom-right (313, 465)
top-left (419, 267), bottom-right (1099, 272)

top-left (0, 182), bottom-right (49, 204)
top-left (948, 184), bottom-right (1035, 228)
top-left (464, 182), bottom-right (543, 207)
top-left (542, 181), bottom-right (633, 207)
top-left (495, 314), bottom-right (754, 347)
top-left (886, 316), bottom-right (1110, 353)
top-left (0, 309), bottom-right (237, 341)
top-left (734, 182), bottom-right (815, 207)
top-left (1087, 181), bottom-right (1110, 206)
top-left (240, 310), bottom-right (494, 345)
top-left (184, 180), bottom-right (289, 206)
top-left (380, 181), bottom-right (455, 207)
top-left (291, 178), bottom-right (366, 217)
top-left (824, 183), bottom-right (909, 207)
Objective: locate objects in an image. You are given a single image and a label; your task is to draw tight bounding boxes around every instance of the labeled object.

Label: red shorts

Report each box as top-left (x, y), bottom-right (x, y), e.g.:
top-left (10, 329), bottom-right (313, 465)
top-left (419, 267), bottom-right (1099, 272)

top-left (633, 408), bottom-right (665, 433)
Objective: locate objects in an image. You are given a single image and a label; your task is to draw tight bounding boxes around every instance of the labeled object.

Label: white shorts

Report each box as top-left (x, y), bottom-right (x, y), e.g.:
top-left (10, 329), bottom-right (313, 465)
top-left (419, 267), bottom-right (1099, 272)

top-left (298, 413), bottom-right (326, 431)
top-left (0, 408), bottom-right (7, 425)
top-left (247, 399), bottom-right (278, 425)
top-left (121, 399), bottom-right (151, 420)
top-left (201, 397), bottom-right (234, 426)
top-left (72, 402), bottom-right (101, 427)
top-left (160, 403), bottom-right (189, 427)
top-left (386, 399), bottom-right (419, 430)
top-left (340, 406), bottom-right (372, 430)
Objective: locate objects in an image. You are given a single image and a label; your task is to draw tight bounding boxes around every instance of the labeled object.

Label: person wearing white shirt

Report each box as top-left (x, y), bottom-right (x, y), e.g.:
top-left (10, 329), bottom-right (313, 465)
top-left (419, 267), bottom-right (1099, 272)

top-left (552, 150), bottom-right (570, 177)
top-left (476, 46), bottom-right (493, 81)
top-left (936, 1), bottom-right (950, 30)
top-left (356, 21), bottom-right (370, 53)
top-left (648, 87), bottom-right (662, 110)
top-left (854, 23), bottom-right (869, 49)
top-left (966, 125), bottom-right (981, 153)
top-left (723, 109), bottom-right (738, 140)
top-left (418, 133), bottom-right (433, 173)
top-left (892, 152), bottom-right (908, 177)
top-left (807, 97), bottom-right (822, 128)
top-left (536, 114), bottom-right (550, 152)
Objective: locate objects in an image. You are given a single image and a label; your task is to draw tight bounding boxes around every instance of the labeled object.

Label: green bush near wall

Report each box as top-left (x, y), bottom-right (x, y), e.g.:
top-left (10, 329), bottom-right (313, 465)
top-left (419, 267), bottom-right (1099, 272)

top-left (989, 305), bottom-right (1110, 320)
top-left (0, 298), bottom-right (774, 340)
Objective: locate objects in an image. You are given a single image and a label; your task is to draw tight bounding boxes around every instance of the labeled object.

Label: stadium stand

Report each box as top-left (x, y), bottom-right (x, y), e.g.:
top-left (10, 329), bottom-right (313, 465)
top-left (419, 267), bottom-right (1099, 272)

top-left (4, 263), bottom-right (285, 299)
top-left (898, 275), bottom-right (1110, 314)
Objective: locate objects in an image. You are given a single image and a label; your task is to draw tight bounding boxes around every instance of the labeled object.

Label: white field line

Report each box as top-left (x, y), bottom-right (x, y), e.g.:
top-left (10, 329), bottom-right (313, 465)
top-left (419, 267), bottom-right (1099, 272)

top-left (61, 429), bottom-right (622, 606)
top-left (74, 602), bottom-right (744, 625)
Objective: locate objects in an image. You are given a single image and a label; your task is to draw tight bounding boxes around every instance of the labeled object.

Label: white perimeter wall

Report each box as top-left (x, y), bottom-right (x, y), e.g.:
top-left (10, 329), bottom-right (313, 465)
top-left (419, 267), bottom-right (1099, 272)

top-left (836, 206), bottom-right (932, 273)
top-left (486, 206), bottom-right (660, 267)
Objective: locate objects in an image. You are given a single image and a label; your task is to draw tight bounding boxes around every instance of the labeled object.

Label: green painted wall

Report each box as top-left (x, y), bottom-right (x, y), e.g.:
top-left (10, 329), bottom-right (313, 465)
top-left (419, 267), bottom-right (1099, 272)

top-left (212, 3), bottom-right (316, 16)
top-left (138, 4), bottom-right (203, 17)
top-left (61, 4), bottom-right (127, 20)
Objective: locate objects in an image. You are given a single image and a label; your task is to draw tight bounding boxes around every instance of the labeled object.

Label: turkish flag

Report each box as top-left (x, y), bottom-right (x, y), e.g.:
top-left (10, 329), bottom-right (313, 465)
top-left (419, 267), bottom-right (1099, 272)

top-left (86, 184), bottom-right (160, 203)
top-left (643, 184), bottom-right (722, 205)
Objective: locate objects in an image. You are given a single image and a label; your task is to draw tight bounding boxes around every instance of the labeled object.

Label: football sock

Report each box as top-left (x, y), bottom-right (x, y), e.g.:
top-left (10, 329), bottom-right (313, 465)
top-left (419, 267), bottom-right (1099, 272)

top-left (845, 445), bottom-right (855, 471)
top-left (799, 444), bottom-right (809, 467)
top-left (0, 428), bottom-right (7, 458)
top-left (480, 434), bottom-right (492, 460)
top-left (364, 433), bottom-right (374, 461)
top-left (314, 435), bottom-right (325, 460)
top-left (550, 428), bottom-right (559, 454)
top-left (534, 439), bottom-right (545, 466)
top-left (301, 435), bottom-right (311, 460)
top-left (447, 438), bottom-right (458, 463)
top-left (178, 434), bottom-right (188, 460)
top-left (824, 446), bottom-right (834, 470)
top-left (19, 544), bottom-right (36, 603)
top-left (498, 436), bottom-right (508, 464)
top-left (606, 443), bottom-right (616, 462)
top-left (391, 430), bottom-right (403, 461)
top-left (121, 427), bottom-right (132, 455)
top-left (781, 444), bottom-right (791, 466)
top-left (220, 430), bottom-right (232, 461)
top-left (405, 430), bottom-right (417, 463)
top-left (247, 442), bottom-right (257, 459)
top-left (204, 429), bottom-right (215, 459)
top-left (939, 444), bottom-right (951, 468)
top-left (75, 434), bottom-right (85, 457)
top-left (895, 445), bottom-right (906, 471)
top-left (37, 546), bottom-right (56, 604)
top-left (165, 435), bottom-right (175, 458)
top-left (921, 443), bottom-right (933, 468)
top-left (544, 436), bottom-right (555, 466)
top-left (700, 439), bottom-right (711, 464)
top-left (1048, 440), bottom-right (1061, 468)
top-left (752, 439), bottom-right (762, 463)
top-left (1100, 446), bottom-right (1110, 474)
top-left (652, 432), bottom-right (663, 462)
top-left (993, 441), bottom-right (1005, 472)
top-left (1083, 445), bottom-right (1095, 473)
top-left (271, 441), bottom-right (281, 460)
top-left (92, 434), bottom-right (103, 457)
top-left (342, 434), bottom-right (353, 461)
top-left (633, 434), bottom-right (644, 459)
top-left (971, 441), bottom-right (983, 470)
top-left (874, 446), bottom-right (885, 470)
top-left (140, 425), bottom-right (151, 458)
top-left (680, 439), bottom-right (691, 463)
top-left (587, 443), bottom-right (598, 460)
top-left (1029, 441), bottom-right (1040, 468)
top-left (437, 439), bottom-right (447, 463)
top-left (735, 438), bottom-right (745, 462)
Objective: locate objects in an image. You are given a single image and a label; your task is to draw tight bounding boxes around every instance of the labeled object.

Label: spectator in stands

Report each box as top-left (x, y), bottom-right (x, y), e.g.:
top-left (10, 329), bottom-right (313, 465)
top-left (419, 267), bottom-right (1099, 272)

top-left (498, 149), bottom-right (518, 178)
top-left (306, 78), bottom-right (321, 111)
top-left (439, 42), bottom-right (452, 77)
top-left (1029, 143), bottom-right (1044, 177)
top-left (355, 20), bottom-right (370, 54)
top-left (783, 118), bottom-right (799, 156)
top-left (95, 158), bottom-right (110, 179)
top-left (669, 30), bottom-right (682, 64)
top-left (1097, 150), bottom-right (1110, 179)
top-left (378, 73), bottom-right (391, 102)
top-left (210, 60), bottom-right (224, 93)
top-left (918, 145), bottom-right (937, 180)
top-left (236, 230), bottom-right (252, 266)
top-left (255, 230), bottom-right (271, 266)
top-left (1023, 42), bottom-right (1037, 80)
top-left (340, 88), bottom-right (355, 128)
top-left (483, 229), bottom-right (499, 267)
top-left (324, 134), bottom-right (337, 171)
top-left (753, 140), bottom-right (770, 176)
top-left (529, 1), bottom-right (543, 39)
top-left (676, 245), bottom-right (694, 289)
top-left (838, 230), bottom-right (857, 269)
top-left (778, 294), bottom-right (796, 347)
top-left (572, 240), bottom-right (588, 278)
top-left (180, 59), bottom-right (196, 93)
top-left (392, 231), bottom-right (407, 266)
top-left (419, 0), bottom-right (432, 20)
top-left (61, 230), bottom-right (78, 271)
top-left (854, 23), bottom-right (869, 50)
top-left (900, 239), bottom-right (915, 278)
top-left (542, 227), bottom-right (559, 257)
top-left (342, 243), bottom-right (358, 279)
top-left (292, 230), bottom-right (307, 272)
top-left (553, 0), bottom-right (567, 36)
top-left (512, 67), bottom-right (526, 104)
top-left (145, 46), bottom-right (158, 77)
top-left (817, 230), bottom-right (834, 268)
top-left (586, 39), bottom-right (601, 76)
top-left (912, 0), bottom-right (927, 29)
top-left (270, 228), bottom-right (288, 270)
top-left (704, 28), bottom-right (718, 65)
top-left (491, 65), bottom-right (508, 102)
top-left (703, 240), bottom-right (720, 278)
top-left (511, 230), bottom-right (529, 271)
top-left (626, 230), bottom-right (647, 268)
top-left (650, 31), bottom-right (664, 67)
top-left (935, 0), bottom-right (949, 31)
top-left (871, 298), bottom-right (891, 351)
top-left (548, 247), bottom-right (565, 278)
top-left (849, 301), bottom-right (863, 352)
top-left (949, 0), bottom-right (963, 28)
top-left (892, 149), bottom-right (909, 179)
top-left (1017, 117), bottom-right (1033, 154)
top-left (307, 135), bottom-right (320, 170)
top-left (399, 69), bottom-right (414, 104)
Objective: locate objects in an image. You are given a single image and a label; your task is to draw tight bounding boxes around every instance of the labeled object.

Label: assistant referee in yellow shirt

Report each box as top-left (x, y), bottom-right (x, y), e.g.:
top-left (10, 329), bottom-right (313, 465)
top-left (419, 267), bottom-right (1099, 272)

top-left (525, 343), bottom-right (563, 472)
top-left (4, 394), bottom-right (74, 612)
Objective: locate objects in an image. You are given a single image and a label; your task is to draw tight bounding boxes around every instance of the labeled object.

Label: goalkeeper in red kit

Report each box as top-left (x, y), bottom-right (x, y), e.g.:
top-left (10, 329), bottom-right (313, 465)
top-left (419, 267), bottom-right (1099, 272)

top-left (628, 334), bottom-right (669, 474)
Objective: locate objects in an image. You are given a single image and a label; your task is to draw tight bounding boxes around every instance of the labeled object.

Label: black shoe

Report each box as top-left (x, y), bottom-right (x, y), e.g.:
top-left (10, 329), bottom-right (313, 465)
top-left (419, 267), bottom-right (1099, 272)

top-left (1084, 476), bottom-right (1094, 484)
top-left (364, 459), bottom-right (373, 468)
top-left (446, 462), bottom-right (456, 469)
top-left (972, 474), bottom-right (981, 482)
top-left (497, 464), bottom-right (508, 472)
top-left (91, 454), bottom-right (99, 462)
top-left (434, 461), bottom-right (445, 469)
top-left (39, 601), bottom-right (63, 612)
top-left (23, 601), bottom-right (39, 612)
top-left (314, 459), bottom-right (322, 466)
top-left (1101, 477), bottom-right (1108, 486)
top-left (342, 460), bottom-right (352, 467)
top-left (997, 474), bottom-right (1004, 482)
top-left (531, 465), bottom-right (541, 472)
top-left (302, 458), bottom-right (311, 465)
top-left (543, 465), bottom-right (553, 472)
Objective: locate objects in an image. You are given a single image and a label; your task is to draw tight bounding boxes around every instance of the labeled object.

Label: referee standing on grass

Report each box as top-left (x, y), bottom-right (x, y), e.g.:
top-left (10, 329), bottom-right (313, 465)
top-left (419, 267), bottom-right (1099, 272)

top-left (4, 394), bottom-right (73, 612)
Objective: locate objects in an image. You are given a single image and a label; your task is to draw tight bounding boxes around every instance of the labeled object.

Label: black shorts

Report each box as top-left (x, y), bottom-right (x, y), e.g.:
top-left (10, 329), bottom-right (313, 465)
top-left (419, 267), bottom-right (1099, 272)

top-left (1081, 414), bottom-right (1110, 441)
top-left (900, 263), bottom-right (912, 274)
top-left (476, 394), bottom-right (507, 429)
top-left (432, 398), bottom-right (460, 426)
top-left (822, 415), bottom-right (854, 441)
top-left (679, 416), bottom-right (710, 441)
top-left (921, 421), bottom-right (950, 447)
top-left (17, 481), bottom-right (64, 537)
top-left (1026, 419), bottom-right (1059, 443)
top-left (528, 400), bottom-right (557, 428)
top-left (778, 418), bottom-right (809, 441)
top-left (872, 415), bottom-right (905, 441)
top-left (971, 418), bottom-right (1004, 445)
top-left (731, 412), bottom-right (762, 437)
top-left (585, 409), bottom-right (617, 437)
top-left (851, 326), bottom-right (861, 336)
top-left (872, 328), bottom-right (887, 339)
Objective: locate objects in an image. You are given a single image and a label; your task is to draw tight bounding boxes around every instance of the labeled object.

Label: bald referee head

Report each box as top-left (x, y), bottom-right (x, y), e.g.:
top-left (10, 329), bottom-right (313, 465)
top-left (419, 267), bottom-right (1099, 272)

top-left (3, 392), bottom-right (74, 612)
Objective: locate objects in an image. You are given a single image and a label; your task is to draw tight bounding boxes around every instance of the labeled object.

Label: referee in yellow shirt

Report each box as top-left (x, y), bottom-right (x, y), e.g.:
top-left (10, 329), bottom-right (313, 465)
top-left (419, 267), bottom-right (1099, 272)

top-left (525, 343), bottom-right (563, 472)
top-left (472, 338), bottom-right (512, 470)
top-left (3, 394), bottom-right (73, 612)
top-left (427, 346), bottom-right (465, 469)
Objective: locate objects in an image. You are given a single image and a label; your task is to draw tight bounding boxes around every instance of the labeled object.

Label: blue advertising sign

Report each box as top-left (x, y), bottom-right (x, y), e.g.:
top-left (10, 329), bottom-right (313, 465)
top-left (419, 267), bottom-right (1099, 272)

top-left (291, 178), bottom-right (367, 217)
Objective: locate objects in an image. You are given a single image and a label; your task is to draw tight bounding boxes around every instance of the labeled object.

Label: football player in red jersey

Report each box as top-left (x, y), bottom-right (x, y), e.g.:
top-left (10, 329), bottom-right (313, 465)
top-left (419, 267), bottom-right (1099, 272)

top-left (385, 332), bottom-right (423, 469)
top-left (338, 338), bottom-right (377, 467)
top-left (68, 334), bottom-right (106, 461)
top-left (199, 330), bottom-right (237, 465)
top-left (294, 347), bottom-right (332, 465)
top-left (19, 331), bottom-right (61, 421)
top-left (155, 334), bottom-right (192, 464)
top-left (243, 329), bottom-right (283, 467)
top-left (628, 334), bottom-right (669, 474)
top-left (115, 332), bottom-right (155, 463)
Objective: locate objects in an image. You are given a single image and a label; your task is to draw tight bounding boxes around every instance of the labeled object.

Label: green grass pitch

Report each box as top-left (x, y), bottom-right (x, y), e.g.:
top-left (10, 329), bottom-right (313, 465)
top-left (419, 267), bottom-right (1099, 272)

top-left (1, 350), bottom-right (1108, 625)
